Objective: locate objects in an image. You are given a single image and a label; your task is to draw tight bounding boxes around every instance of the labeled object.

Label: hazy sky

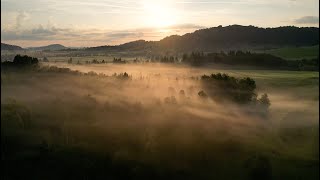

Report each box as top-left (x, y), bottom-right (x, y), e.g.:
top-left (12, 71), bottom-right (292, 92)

top-left (1, 0), bottom-right (319, 47)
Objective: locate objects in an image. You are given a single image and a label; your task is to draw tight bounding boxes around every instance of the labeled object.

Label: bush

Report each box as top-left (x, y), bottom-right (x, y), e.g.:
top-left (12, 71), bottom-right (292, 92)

top-left (113, 72), bottom-right (130, 79)
top-left (198, 90), bottom-right (208, 98)
top-left (113, 58), bottom-right (126, 64)
top-left (164, 96), bottom-right (177, 104)
top-left (179, 90), bottom-right (185, 97)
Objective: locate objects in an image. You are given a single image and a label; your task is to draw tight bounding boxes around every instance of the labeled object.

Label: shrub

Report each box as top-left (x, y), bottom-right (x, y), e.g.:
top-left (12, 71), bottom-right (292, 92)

top-left (164, 96), bottom-right (177, 104)
top-left (198, 90), bottom-right (208, 98)
top-left (179, 90), bottom-right (185, 97)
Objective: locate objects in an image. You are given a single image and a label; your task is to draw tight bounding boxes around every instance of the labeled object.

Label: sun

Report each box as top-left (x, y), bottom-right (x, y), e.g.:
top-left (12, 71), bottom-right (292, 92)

top-left (142, 0), bottom-right (177, 28)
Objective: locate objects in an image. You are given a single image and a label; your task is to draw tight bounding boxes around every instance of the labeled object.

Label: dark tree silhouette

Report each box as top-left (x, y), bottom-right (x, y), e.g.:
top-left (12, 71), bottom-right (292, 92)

top-left (201, 73), bottom-right (258, 104)
top-left (2, 55), bottom-right (39, 67)
top-left (258, 93), bottom-right (271, 108)
top-left (198, 90), bottom-right (208, 98)
top-left (67, 58), bottom-right (73, 64)
top-left (113, 57), bottom-right (126, 64)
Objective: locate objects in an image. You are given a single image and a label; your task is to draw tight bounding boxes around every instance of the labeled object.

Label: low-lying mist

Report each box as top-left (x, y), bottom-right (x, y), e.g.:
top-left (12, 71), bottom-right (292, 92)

top-left (1, 63), bottom-right (319, 179)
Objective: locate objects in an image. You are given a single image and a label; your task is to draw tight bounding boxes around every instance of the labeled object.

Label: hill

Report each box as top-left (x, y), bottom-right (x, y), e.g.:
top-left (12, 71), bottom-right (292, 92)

top-left (27, 44), bottom-right (67, 51)
top-left (85, 40), bottom-right (153, 52)
top-left (157, 25), bottom-right (319, 52)
top-left (85, 25), bottom-right (319, 53)
top-left (1, 43), bottom-right (24, 51)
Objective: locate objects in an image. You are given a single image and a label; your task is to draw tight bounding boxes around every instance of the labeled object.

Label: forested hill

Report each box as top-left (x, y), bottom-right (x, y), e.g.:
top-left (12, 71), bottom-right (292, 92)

top-left (1, 43), bottom-right (24, 51)
top-left (27, 44), bottom-right (67, 51)
top-left (85, 25), bottom-right (319, 52)
top-left (157, 25), bottom-right (319, 52)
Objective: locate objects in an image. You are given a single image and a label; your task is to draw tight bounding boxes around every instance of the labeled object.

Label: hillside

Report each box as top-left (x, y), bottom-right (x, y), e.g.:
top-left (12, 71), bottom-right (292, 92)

top-left (27, 44), bottom-right (67, 51)
top-left (1, 43), bottom-right (24, 51)
top-left (85, 40), bottom-right (153, 52)
top-left (157, 25), bottom-right (319, 52)
top-left (85, 25), bottom-right (319, 53)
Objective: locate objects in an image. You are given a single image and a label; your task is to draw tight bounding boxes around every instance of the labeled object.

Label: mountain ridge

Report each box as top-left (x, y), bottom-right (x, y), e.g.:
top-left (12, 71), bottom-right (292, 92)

top-left (85, 25), bottom-right (319, 52)
top-left (1, 43), bottom-right (24, 51)
top-left (27, 44), bottom-right (67, 51)
top-left (2, 25), bottom-right (319, 52)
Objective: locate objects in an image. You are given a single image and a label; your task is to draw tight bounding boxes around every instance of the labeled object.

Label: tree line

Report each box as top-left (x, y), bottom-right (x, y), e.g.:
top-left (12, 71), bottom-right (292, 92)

top-left (2, 54), bottom-right (39, 67)
top-left (180, 51), bottom-right (318, 71)
top-left (200, 73), bottom-right (271, 116)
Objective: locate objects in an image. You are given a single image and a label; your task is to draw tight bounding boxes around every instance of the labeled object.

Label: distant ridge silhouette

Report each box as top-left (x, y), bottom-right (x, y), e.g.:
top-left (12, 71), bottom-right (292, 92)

top-left (85, 25), bottom-right (319, 52)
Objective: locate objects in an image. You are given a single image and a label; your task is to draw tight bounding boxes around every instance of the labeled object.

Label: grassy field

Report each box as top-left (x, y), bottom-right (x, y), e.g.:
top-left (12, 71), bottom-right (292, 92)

top-left (1, 63), bottom-right (319, 180)
top-left (263, 45), bottom-right (319, 60)
top-left (47, 55), bottom-right (141, 63)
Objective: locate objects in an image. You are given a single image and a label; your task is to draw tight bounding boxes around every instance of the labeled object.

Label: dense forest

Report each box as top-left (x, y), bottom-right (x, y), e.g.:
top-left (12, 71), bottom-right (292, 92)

top-left (85, 25), bottom-right (319, 53)
top-left (157, 25), bottom-right (319, 52)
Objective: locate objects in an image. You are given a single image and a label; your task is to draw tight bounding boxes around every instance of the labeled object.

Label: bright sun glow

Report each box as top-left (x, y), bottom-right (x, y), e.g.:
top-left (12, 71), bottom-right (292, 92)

top-left (142, 0), bottom-right (177, 28)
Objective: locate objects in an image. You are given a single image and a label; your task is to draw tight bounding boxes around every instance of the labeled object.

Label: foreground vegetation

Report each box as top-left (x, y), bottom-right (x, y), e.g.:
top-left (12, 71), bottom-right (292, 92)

top-left (1, 56), bottom-right (319, 180)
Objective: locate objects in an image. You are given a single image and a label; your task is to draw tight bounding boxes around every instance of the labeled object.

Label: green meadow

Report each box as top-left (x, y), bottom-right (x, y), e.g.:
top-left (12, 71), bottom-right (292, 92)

top-left (264, 45), bottom-right (319, 60)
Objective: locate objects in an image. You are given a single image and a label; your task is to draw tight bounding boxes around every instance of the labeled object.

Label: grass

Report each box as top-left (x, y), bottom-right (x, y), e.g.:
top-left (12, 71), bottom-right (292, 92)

top-left (263, 45), bottom-right (319, 60)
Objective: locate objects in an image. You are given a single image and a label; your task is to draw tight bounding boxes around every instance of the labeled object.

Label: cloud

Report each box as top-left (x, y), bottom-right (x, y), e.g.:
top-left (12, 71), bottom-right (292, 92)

top-left (1, 23), bottom-right (205, 46)
top-left (294, 16), bottom-right (319, 24)
top-left (31, 25), bottom-right (57, 36)
top-left (106, 31), bottom-right (144, 39)
top-left (168, 23), bottom-right (206, 29)
top-left (16, 11), bottom-right (30, 29)
top-left (1, 25), bottom-right (72, 41)
top-left (1, 26), bottom-right (143, 42)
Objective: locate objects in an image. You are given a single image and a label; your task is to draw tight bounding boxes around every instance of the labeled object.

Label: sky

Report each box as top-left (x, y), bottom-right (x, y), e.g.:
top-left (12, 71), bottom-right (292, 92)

top-left (1, 0), bottom-right (319, 47)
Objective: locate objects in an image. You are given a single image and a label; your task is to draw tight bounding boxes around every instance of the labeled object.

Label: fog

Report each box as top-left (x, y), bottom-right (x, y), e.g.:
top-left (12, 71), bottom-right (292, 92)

top-left (47, 62), bottom-right (319, 123)
top-left (1, 63), bottom-right (319, 179)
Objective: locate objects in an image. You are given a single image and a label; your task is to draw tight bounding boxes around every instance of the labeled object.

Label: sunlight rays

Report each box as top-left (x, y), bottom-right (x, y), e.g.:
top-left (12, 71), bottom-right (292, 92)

top-left (141, 0), bottom-right (178, 28)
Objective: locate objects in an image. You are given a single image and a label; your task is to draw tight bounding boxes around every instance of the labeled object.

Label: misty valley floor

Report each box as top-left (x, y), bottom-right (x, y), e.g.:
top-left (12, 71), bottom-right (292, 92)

top-left (1, 64), bottom-right (319, 180)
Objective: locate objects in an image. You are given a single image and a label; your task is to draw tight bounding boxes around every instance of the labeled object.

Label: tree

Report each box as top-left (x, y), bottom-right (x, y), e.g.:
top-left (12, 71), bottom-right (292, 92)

top-left (198, 90), bottom-right (208, 98)
top-left (201, 73), bottom-right (258, 104)
top-left (258, 93), bottom-right (270, 108)
top-left (164, 96), bottom-right (177, 104)
top-left (179, 90), bottom-right (186, 98)
top-left (182, 53), bottom-right (188, 62)
top-left (12, 55), bottom-right (39, 66)
top-left (68, 58), bottom-right (73, 64)
top-left (113, 57), bottom-right (126, 64)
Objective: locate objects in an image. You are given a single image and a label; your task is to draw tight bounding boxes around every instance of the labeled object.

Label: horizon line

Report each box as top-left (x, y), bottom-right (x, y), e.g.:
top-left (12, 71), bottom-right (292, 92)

top-left (2, 24), bottom-right (319, 48)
